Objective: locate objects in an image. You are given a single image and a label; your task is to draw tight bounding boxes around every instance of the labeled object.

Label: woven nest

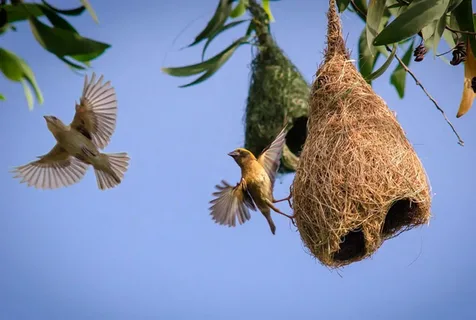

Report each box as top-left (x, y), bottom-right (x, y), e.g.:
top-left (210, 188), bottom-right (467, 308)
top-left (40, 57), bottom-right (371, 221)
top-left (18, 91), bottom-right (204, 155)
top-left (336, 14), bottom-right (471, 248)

top-left (244, 1), bottom-right (310, 173)
top-left (292, 0), bottom-right (432, 268)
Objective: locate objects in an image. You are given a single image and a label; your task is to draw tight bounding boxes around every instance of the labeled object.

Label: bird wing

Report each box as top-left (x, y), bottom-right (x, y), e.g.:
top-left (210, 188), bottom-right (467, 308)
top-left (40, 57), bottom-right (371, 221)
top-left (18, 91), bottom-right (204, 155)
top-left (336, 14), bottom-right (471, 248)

top-left (257, 126), bottom-right (287, 188)
top-left (69, 72), bottom-right (117, 149)
top-left (209, 179), bottom-right (257, 227)
top-left (11, 143), bottom-right (89, 189)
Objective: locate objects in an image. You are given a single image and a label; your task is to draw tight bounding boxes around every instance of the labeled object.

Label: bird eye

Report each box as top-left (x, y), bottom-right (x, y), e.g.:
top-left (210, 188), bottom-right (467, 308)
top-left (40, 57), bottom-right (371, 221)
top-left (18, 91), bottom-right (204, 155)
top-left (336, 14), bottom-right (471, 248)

top-left (51, 116), bottom-right (57, 120)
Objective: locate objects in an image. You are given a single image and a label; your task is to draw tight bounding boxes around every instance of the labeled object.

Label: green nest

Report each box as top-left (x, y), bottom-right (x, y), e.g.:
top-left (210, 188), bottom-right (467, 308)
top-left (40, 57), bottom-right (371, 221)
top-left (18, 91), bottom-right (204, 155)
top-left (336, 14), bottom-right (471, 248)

top-left (244, 38), bottom-right (310, 173)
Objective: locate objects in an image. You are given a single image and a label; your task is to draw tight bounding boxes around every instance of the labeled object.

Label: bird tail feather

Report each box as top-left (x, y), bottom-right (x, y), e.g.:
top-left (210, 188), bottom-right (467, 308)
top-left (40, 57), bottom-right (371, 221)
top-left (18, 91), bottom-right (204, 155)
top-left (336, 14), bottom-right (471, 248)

top-left (263, 213), bottom-right (276, 235)
top-left (94, 152), bottom-right (129, 190)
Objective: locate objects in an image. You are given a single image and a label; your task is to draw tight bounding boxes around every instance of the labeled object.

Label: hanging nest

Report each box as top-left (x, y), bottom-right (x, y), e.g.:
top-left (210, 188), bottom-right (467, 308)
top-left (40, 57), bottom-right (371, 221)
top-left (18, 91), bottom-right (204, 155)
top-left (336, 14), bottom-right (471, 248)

top-left (244, 1), bottom-right (310, 173)
top-left (292, 0), bottom-right (432, 268)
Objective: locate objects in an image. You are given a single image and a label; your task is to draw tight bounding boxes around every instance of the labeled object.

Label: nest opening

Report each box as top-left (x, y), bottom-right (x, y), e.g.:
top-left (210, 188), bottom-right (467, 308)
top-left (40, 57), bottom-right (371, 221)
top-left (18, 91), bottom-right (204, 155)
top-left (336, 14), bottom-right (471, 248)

top-left (382, 199), bottom-right (420, 237)
top-left (332, 228), bottom-right (366, 262)
top-left (286, 116), bottom-right (308, 156)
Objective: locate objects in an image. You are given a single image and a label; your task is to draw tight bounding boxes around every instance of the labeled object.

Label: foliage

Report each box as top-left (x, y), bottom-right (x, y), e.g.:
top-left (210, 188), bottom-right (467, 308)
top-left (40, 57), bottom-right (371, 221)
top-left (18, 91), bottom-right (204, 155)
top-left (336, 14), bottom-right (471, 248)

top-left (163, 0), bottom-right (476, 101)
top-left (162, 0), bottom-right (280, 87)
top-left (339, 0), bottom-right (476, 98)
top-left (0, 0), bottom-right (108, 110)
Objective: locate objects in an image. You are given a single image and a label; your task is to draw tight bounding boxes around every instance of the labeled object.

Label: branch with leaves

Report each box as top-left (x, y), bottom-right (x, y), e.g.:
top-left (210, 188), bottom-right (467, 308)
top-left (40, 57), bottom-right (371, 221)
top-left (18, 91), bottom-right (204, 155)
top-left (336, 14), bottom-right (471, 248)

top-left (0, 0), bottom-right (109, 110)
top-left (164, 0), bottom-right (475, 145)
top-left (338, 0), bottom-right (473, 145)
top-left (162, 0), bottom-right (280, 87)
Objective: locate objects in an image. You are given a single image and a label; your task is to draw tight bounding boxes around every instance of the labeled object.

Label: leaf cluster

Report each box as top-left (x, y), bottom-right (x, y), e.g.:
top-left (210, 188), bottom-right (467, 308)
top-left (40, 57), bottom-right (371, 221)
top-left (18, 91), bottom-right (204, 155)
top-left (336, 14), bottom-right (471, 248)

top-left (339, 0), bottom-right (476, 98)
top-left (0, 0), bottom-right (109, 109)
top-left (162, 0), bottom-right (280, 87)
top-left (164, 0), bottom-right (476, 101)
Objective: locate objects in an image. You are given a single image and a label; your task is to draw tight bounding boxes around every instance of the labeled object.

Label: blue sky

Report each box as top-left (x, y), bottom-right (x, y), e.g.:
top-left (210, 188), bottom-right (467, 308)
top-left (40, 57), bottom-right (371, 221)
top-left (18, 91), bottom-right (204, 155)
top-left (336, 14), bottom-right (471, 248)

top-left (1, 0), bottom-right (475, 319)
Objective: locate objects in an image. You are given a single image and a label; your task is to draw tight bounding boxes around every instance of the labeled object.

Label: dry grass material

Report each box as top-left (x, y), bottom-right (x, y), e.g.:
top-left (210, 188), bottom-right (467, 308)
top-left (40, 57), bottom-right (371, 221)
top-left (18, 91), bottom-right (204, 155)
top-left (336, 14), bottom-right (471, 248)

top-left (291, 0), bottom-right (432, 268)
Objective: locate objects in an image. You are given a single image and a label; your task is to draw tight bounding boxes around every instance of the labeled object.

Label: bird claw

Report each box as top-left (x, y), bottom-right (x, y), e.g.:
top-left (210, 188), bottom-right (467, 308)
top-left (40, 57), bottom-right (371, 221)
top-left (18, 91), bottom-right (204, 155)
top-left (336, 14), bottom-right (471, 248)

top-left (276, 211), bottom-right (297, 226)
top-left (273, 193), bottom-right (293, 209)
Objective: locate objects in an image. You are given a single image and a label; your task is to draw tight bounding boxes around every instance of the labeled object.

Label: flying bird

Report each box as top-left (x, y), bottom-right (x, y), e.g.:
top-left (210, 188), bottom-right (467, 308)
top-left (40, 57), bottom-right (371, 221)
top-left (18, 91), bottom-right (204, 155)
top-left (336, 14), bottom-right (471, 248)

top-left (209, 126), bottom-right (294, 235)
top-left (11, 73), bottom-right (129, 190)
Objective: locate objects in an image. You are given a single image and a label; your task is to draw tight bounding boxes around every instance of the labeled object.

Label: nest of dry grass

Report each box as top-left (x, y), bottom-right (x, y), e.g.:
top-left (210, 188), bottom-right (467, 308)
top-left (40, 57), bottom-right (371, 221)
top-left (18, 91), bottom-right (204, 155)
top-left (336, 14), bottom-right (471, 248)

top-left (292, 0), bottom-right (432, 268)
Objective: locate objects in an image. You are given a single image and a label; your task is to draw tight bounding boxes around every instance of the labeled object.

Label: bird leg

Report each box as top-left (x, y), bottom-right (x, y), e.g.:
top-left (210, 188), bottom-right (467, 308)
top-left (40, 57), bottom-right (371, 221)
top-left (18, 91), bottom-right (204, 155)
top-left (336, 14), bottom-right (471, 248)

top-left (273, 194), bottom-right (293, 209)
top-left (266, 200), bottom-right (297, 226)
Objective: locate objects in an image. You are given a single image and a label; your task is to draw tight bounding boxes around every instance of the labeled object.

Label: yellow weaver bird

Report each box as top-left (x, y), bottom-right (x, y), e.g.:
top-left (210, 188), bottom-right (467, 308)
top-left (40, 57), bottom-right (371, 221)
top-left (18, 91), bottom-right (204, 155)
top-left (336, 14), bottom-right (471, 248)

top-left (209, 126), bottom-right (294, 235)
top-left (11, 73), bottom-right (130, 190)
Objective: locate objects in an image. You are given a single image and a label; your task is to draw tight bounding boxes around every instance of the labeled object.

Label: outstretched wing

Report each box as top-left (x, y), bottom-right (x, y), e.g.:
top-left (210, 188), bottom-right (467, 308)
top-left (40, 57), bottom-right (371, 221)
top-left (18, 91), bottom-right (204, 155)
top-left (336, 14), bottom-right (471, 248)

top-left (11, 144), bottom-right (89, 189)
top-left (70, 72), bottom-right (117, 149)
top-left (257, 126), bottom-right (287, 188)
top-left (209, 179), bottom-right (257, 227)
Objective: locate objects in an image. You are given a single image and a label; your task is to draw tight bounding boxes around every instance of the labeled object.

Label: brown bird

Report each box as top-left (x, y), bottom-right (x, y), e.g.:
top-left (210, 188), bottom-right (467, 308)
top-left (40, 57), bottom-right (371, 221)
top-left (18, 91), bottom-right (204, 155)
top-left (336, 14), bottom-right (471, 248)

top-left (209, 126), bottom-right (294, 235)
top-left (11, 73), bottom-right (130, 190)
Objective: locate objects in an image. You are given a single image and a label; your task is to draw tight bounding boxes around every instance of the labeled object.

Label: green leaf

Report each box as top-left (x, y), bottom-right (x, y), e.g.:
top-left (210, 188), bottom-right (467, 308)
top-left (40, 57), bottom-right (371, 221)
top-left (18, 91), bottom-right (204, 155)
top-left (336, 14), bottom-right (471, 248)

top-left (17, 64), bottom-right (43, 106)
top-left (350, 0), bottom-right (367, 22)
top-left (69, 52), bottom-right (99, 63)
top-left (337, 0), bottom-right (351, 12)
top-left (443, 10), bottom-right (461, 48)
top-left (0, 6), bottom-right (7, 29)
top-left (447, 0), bottom-right (464, 12)
top-left (442, 28), bottom-right (456, 48)
top-left (0, 48), bottom-right (23, 81)
top-left (58, 56), bottom-right (88, 70)
top-left (438, 53), bottom-right (451, 65)
top-left (452, 0), bottom-right (476, 58)
top-left (374, 0), bottom-right (451, 46)
top-left (262, 0), bottom-right (275, 22)
top-left (245, 20), bottom-right (255, 36)
top-left (162, 36), bottom-right (248, 87)
top-left (4, 3), bottom-right (44, 23)
top-left (21, 80), bottom-right (34, 110)
top-left (365, 45), bottom-right (397, 81)
top-left (40, 0), bottom-right (85, 16)
top-left (230, 0), bottom-right (248, 18)
top-left (387, 0), bottom-right (408, 17)
top-left (376, 44), bottom-right (390, 57)
top-left (0, 48), bottom-right (43, 108)
top-left (421, 17), bottom-right (436, 41)
top-left (202, 20), bottom-right (247, 60)
top-left (0, 94), bottom-right (5, 101)
top-left (432, 14), bottom-right (447, 56)
top-left (28, 17), bottom-right (110, 59)
top-left (390, 41), bottom-right (414, 98)
top-left (421, 13), bottom-right (446, 56)
top-left (366, 0), bottom-right (387, 56)
top-left (39, 5), bottom-right (78, 33)
top-left (189, 0), bottom-right (232, 47)
top-left (358, 27), bottom-right (379, 83)
top-left (80, 0), bottom-right (99, 23)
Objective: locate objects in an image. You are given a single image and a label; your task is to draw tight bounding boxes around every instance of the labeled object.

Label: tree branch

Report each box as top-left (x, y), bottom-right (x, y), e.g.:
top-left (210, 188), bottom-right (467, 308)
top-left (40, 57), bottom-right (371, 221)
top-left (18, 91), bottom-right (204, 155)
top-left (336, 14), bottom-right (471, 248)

top-left (446, 26), bottom-right (476, 36)
top-left (385, 45), bottom-right (464, 146)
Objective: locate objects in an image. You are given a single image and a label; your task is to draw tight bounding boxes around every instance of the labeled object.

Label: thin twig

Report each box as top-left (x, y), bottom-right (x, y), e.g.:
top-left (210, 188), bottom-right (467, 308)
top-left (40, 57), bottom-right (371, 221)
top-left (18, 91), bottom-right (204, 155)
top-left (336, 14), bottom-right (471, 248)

top-left (446, 26), bottom-right (476, 36)
top-left (385, 45), bottom-right (464, 146)
top-left (436, 44), bottom-right (458, 57)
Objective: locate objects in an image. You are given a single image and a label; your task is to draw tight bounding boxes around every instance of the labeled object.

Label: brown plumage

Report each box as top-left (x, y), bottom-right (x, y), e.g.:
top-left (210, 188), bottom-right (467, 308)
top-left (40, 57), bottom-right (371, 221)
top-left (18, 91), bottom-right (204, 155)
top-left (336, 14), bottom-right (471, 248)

top-left (11, 73), bottom-right (129, 190)
top-left (209, 126), bottom-right (294, 235)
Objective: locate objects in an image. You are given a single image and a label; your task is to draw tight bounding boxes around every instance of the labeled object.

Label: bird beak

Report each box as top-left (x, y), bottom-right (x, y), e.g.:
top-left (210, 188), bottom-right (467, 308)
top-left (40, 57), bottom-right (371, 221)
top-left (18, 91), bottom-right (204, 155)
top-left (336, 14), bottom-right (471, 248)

top-left (43, 115), bottom-right (50, 122)
top-left (228, 150), bottom-right (239, 158)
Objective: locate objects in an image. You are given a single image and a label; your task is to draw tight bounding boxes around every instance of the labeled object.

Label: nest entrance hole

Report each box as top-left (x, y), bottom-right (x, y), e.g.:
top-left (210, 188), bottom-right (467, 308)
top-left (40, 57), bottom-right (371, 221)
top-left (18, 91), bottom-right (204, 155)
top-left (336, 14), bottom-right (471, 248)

top-left (286, 116), bottom-right (308, 156)
top-left (382, 199), bottom-right (420, 237)
top-left (332, 228), bottom-right (366, 262)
